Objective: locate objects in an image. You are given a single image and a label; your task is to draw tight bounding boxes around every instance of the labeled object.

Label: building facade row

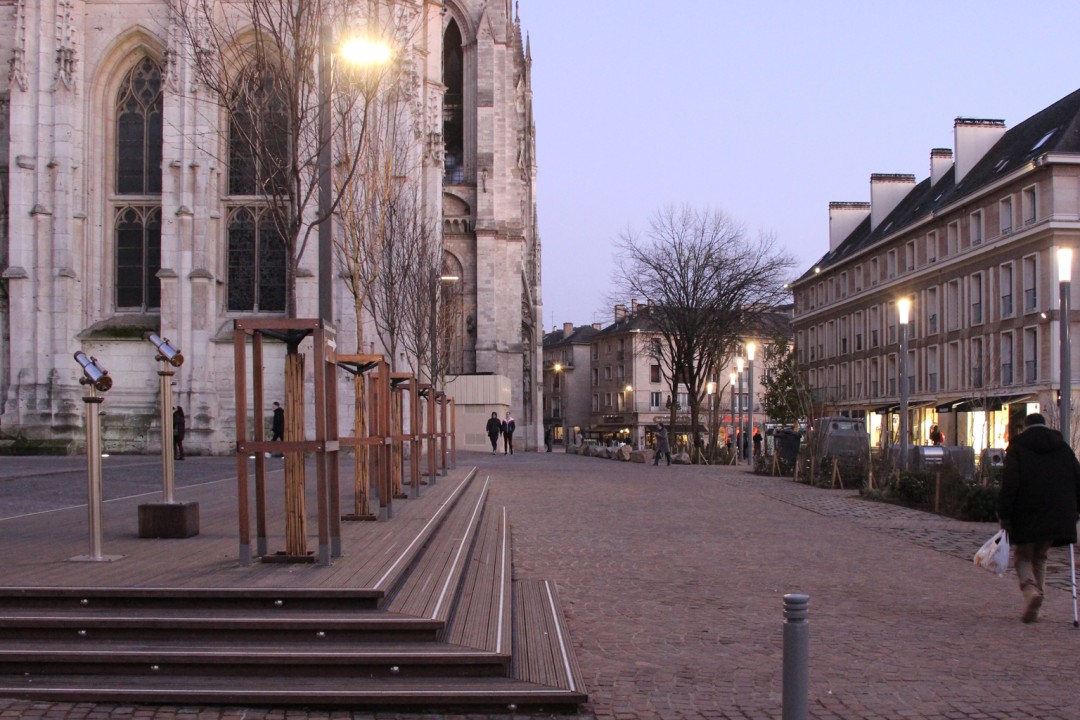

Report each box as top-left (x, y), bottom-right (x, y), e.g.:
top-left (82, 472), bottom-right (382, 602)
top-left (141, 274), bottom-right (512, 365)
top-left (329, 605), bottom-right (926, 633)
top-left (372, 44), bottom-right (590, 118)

top-left (792, 88), bottom-right (1080, 454)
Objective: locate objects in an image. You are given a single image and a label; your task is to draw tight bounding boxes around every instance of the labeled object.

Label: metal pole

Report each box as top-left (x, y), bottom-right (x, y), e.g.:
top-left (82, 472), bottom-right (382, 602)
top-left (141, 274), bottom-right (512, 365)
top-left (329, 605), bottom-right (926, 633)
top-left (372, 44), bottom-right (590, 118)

top-left (317, 23), bottom-right (333, 326)
top-left (85, 386), bottom-right (105, 560)
top-left (747, 358), bottom-right (755, 467)
top-left (729, 373), bottom-right (736, 457)
top-left (159, 363), bottom-right (176, 503)
top-left (782, 593), bottom-right (809, 720)
top-left (1061, 274), bottom-right (1071, 448)
top-left (899, 320), bottom-right (909, 470)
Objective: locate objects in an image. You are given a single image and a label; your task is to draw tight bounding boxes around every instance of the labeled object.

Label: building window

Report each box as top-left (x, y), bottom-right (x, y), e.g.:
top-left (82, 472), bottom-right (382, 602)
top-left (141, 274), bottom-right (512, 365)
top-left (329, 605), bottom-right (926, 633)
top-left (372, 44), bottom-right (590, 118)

top-left (970, 210), bottom-right (983, 245)
top-left (1001, 333), bottom-right (1014, 385)
top-left (442, 19), bottom-right (465, 184)
top-left (592, 394), bottom-right (599, 412)
top-left (904, 241), bottom-right (915, 272)
top-left (592, 368), bottom-right (598, 386)
top-left (227, 63), bottom-right (289, 313)
top-left (226, 207), bottom-right (287, 312)
top-left (946, 280), bottom-right (961, 331)
top-left (946, 221), bottom-right (960, 255)
top-left (870, 257), bottom-right (879, 285)
top-left (970, 273), bottom-right (983, 325)
top-left (887, 250), bottom-right (897, 279)
top-left (1022, 255), bottom-right (1038, 313)
top-left (854, 264), bottom-right (863, 291)
top-left (604, 366), bottom-right (612, 380)
top-left (1022, 185), bottom-right (1037, 225)
top-left (927, 346), bottom-right (939, 393)
top-left (971, 337), bottom-right (984, 388)
top-left (650, 391), bottom-right (662, 410)
top-left (926, 286), bottom-right (939, 335)
top-left (1000, 196), bottom-right (1013, 235)
top-left (605, 392), bottom-right (613, 409)
top-left (650, 364), bottom-right (661, 383)
top-left (926, 232), bottom-right (937, 263)
top-left (114, 56), bottom-right (163, 311)
top-left (999, 263), bottom-right (1014, 318)
top-left (1024, 327), bottom-right (1038, 383)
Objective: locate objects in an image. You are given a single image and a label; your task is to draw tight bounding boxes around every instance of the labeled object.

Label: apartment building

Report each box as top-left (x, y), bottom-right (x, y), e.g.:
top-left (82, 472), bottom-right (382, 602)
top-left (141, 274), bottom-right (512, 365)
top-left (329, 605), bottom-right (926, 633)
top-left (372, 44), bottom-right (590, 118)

top-left (541, 323), bottom-right (599, 446)
top-left (791, 88), bottom-right (1080, 453)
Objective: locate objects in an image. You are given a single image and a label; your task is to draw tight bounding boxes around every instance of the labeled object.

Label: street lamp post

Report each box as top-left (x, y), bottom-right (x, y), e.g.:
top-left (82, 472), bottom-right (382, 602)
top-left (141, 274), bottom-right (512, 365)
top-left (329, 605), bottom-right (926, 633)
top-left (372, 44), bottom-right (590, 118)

top-left (746, 342), bottom-right (756, 466)
top-left (736, 356), bottom-right (745, 461)
top-left (706, 381), bottom-right (716, 459)
top-left (898, 297), bottom-right (911, 470)
top-left (729, 371), bottom-right (737, 458)
top-left (1059, 248), bottom-right (1073, 445)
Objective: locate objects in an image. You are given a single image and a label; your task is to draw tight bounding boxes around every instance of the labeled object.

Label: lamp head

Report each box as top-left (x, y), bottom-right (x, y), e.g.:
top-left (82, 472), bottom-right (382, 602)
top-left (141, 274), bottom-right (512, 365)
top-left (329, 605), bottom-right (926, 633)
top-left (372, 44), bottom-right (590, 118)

top-left (736, 356), bottom-right (745, 373)
top-left (746, 341), bottom-right (756, 361)
top-left (1059, 247), bottom-right (1073, 285)
top-left (897, 297), bottom-right (911, 325)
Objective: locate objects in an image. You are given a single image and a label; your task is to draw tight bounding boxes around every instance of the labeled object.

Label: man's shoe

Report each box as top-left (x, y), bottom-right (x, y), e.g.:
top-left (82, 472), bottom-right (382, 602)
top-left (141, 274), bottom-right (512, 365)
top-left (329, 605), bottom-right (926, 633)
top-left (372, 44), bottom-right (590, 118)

top-left (1022, 594), bottom-right (1043, 623)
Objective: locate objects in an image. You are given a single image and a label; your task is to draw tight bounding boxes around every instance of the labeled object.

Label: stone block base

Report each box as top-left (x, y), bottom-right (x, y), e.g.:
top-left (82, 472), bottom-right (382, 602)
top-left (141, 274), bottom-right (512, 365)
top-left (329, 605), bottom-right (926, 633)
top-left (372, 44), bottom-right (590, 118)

top-left (138, 501), bottom-right (200, 538)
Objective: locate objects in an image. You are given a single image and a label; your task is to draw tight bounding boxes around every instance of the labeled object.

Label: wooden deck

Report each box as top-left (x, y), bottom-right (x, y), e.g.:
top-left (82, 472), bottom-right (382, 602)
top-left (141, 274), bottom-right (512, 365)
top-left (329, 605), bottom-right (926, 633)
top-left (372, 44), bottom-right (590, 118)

top-left (0, 458), bottom-right (587, 711)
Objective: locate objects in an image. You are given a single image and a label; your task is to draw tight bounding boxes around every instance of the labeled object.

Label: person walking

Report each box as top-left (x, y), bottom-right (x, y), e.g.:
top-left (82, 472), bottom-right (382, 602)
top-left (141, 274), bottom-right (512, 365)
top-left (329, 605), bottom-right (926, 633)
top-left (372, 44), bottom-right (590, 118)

top-left (999, 412), bottom-right (1080, 623)
top-left (172, 406), bottom-right (186, 461)
top-left (270, 401), bottom-right (285, 457)
top-left (502, 411), bottom-right (517, 455)
top-left (485, 412), bottom-right (502, 455)
top-left (653, 422), bottom-right (671, 466)
top-left (753, 428), bottom-right (763, 458)
top-left (544, 424), bottom-right (553, 452)
top-left (929, 424), bottom-right (944, 445)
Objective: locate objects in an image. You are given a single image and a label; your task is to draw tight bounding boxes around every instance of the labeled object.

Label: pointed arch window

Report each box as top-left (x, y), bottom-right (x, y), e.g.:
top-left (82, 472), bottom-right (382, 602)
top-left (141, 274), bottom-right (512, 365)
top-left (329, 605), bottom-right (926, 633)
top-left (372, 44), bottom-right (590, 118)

top-left (226, 64), bottom-right (290, 312)
top-left (442, 20), bottom-right (465, 184)
top-left (114, 56), bottom-right (163, 311)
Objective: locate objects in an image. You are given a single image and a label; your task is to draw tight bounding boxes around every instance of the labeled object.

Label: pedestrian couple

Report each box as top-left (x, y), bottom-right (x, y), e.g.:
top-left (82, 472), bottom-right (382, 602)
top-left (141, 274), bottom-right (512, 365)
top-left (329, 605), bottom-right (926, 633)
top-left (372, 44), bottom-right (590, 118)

top-left (486, 411), bottom-right (516, 455)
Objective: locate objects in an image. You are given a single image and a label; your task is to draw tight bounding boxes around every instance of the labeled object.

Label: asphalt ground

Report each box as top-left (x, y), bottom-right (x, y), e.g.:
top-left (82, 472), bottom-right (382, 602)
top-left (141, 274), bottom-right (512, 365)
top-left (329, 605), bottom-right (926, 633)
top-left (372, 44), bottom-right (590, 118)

top-left (1, 450), bottom-right (1078, 720)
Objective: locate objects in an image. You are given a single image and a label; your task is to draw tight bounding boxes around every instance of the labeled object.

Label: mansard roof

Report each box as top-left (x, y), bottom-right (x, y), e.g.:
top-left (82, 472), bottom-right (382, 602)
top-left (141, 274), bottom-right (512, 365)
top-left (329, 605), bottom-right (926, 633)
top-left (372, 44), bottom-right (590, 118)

top-left (543, 324), bottom-right (600, 348)
top-left (800, 86), bottom-right (1080, 282)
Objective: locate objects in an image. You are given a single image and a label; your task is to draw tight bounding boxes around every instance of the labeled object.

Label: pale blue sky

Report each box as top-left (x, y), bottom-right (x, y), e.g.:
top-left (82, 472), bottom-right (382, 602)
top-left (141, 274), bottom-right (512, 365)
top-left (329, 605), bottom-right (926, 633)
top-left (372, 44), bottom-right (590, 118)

top-left (524, 1), bottom-right (1080, 329)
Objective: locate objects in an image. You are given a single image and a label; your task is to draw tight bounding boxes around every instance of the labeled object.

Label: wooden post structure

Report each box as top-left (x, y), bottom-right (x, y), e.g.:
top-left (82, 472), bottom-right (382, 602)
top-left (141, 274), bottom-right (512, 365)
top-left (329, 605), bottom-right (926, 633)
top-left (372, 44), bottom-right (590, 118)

top-left (437, 390), bottom-right (448, 476)
top-left (336, 355), bottom-right (390, 522)
top-left (830, 458), bottom-right (844, 489)
top-left (448, 396), bottom-right (457, 469)
top-left (233, 319), bottom-right (339, 565)
top-left (389, 374), bottom-right (414, 500)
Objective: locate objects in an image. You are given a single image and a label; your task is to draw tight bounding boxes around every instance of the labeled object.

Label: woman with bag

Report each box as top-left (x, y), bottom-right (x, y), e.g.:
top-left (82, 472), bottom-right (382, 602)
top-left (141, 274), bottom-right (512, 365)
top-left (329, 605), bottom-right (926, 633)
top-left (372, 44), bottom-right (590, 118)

top-left (998, 413), bottom-right (1080, 623)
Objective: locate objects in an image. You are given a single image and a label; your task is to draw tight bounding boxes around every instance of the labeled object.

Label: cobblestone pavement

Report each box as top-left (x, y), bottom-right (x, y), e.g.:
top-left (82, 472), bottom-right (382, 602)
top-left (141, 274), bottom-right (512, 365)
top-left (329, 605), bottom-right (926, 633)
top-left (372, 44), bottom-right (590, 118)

top-left (2, 451), bottom-right (1079, 719)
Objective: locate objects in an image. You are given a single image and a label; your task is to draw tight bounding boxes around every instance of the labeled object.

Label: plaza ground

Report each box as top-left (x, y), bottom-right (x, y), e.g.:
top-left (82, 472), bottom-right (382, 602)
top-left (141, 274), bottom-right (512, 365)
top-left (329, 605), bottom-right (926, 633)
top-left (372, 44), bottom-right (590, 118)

top-left (0, 450), bottom-right (1076, 719)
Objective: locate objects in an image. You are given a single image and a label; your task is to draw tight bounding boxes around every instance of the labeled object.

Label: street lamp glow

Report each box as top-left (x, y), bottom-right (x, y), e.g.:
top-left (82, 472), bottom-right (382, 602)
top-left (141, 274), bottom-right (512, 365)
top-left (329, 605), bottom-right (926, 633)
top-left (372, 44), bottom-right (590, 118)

top-left (1058, 247), bottom-right (1073, 284)
top-left (339, 37), bottom-right (392, 67)
top-left (736, 356), bottom-right (744, 373)
top-left (706, 382), bottom-right (716, 395)
top-left (729, 372), bottom-right (737, 386)
top-left (746, 342), bottom-right (756, 362)
top-left (553, 362), bottom-right (562, 373)
top-left (897, 297), bottom-right (911, 325)
top-left (625, 384), bottom-right (633, 393)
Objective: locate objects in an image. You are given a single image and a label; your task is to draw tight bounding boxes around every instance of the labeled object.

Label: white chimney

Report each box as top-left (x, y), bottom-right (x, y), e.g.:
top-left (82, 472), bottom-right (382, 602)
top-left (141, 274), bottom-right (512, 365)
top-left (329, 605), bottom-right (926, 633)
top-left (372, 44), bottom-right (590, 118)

top-left (870, 174), bottom-right (916, 231)
top-left (614, 304), bottom-right (627, 322)
top-left (563, 322), bottom-right (574, 339)
top-left (828, 202), bottom-right (870, 251)
top-left (930, 148), bottom-right (953, 187)
top-left (954, 118), bottom-right (1005, 184)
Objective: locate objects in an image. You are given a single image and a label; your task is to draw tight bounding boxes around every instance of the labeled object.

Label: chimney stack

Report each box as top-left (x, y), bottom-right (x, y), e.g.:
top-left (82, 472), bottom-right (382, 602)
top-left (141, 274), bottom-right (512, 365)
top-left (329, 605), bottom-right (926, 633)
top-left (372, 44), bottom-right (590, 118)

top-left (930, 148), bottom-right (954, 187)
top-left (631, 298), bottom-right (638, 315)
top-left (954, 118), bottom-right (1005, 184)
top-left (828, 202), bottom-right (870, 251)
top-left (870, 173), bottom-right (916, 231)
top-left (614, 304), bottom-right (627, 322)
top-left (563, 322), bottom-right (574, 339)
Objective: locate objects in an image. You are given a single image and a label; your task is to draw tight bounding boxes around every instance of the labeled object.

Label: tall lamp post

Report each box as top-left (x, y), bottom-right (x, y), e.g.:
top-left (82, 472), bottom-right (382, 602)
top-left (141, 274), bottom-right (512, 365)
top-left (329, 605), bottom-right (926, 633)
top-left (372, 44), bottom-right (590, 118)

top-left (706, 381), bottom-right (716, 458)
top-left (1059, 248), bottom-right (1073, 445)
top-left (736, 356), bottom-right (745, 461)
top-left (729, 371), bottom-right (737, 457)
top-left (746, 342), bottom-right (756, 466)
top-left (897, 297), bottom-right (911, 470)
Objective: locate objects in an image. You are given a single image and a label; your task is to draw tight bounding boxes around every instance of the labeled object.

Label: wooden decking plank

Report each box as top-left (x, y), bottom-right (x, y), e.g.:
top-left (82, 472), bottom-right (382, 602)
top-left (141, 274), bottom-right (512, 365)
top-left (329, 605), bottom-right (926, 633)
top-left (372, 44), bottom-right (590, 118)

top-left (511, 579), bottom-right (586, 700)
top-left (443, 504), bottom-right (510, 654)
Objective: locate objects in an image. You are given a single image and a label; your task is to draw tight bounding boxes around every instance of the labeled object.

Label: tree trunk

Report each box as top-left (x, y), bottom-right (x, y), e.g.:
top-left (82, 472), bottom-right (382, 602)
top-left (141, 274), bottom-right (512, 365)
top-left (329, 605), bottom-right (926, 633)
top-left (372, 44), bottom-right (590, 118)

top-left (284, 348), bottom-right (307, 556)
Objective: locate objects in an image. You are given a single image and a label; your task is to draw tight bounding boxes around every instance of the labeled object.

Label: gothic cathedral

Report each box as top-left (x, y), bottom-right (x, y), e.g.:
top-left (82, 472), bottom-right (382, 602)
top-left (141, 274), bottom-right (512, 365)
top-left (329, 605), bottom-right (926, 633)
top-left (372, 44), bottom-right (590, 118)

top-left (0, 0), bottom-right (542, 452)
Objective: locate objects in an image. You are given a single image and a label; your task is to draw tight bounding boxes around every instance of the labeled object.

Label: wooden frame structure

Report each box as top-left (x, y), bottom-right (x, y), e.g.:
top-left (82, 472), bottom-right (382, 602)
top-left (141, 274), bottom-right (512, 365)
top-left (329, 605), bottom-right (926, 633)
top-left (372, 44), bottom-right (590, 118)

top-left (336, 354), bottom-right (392, 521)
top-left (390, 373), bottom-right (423, 499)
top-left (233, 319), bottom-right (339, 566)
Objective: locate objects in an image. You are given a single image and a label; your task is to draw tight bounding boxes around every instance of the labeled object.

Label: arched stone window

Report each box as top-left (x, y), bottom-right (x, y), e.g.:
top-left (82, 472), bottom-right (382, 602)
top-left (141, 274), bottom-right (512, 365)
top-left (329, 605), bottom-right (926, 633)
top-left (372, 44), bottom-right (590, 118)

top-left (442, 20), bottom-right (464, 184)
top-left (226, 64), bottom-right (289, 312)
top-left (114, 56), bottom-right (162, 310)
top-left (441, 252), bottom-right (466, 373)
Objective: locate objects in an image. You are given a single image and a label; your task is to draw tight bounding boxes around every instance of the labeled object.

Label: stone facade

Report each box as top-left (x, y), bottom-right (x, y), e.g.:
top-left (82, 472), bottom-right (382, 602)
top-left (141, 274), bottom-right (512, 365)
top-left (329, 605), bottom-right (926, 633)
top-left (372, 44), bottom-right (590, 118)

top-left (0, 0), bottom-right (542, 453)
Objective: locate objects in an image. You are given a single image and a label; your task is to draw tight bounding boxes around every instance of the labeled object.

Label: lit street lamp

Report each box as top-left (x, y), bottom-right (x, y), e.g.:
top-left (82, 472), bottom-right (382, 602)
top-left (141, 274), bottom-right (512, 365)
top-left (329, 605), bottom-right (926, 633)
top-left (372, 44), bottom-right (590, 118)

top-left (1059, 248), bottom-right (1073, 444)
top-left (897, 297), bottom-right (911, 469)
top-left (729, 371), bottom-right (737, 458)
top-left (736, 355), bottom-right (745, 461)
top-left (746, 342), bottom-right (756, 466)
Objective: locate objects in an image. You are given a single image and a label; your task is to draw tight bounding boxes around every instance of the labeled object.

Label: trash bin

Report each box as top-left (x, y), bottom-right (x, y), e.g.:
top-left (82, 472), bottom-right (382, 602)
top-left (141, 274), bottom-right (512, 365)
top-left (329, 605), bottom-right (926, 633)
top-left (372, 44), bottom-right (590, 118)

top-left (913, 445), bottom-right (946, 472)
top-left (775, 430), bottom-right (802, 472)
top-left (979, 448), bottom-right (1006, 484)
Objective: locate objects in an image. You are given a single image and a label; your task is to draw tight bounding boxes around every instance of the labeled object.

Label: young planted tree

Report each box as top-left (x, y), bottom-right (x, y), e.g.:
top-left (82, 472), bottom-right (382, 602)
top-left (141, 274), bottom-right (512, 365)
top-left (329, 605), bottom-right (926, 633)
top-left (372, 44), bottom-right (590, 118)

top-left (613, 205), bottom-right (794, 461)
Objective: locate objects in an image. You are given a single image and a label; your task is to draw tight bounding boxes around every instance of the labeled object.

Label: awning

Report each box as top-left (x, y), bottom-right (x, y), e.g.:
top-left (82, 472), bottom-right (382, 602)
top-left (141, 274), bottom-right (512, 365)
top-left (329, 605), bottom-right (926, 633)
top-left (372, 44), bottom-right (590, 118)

top-left (871, 403), bottom-right (899, 415)
top-left (938, 393), bottom-right (1034, 413)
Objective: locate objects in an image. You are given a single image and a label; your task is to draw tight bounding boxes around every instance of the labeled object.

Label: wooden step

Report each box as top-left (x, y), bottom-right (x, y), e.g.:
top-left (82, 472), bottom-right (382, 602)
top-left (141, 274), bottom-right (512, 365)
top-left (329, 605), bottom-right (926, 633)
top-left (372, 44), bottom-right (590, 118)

top-left (0, 672), bottom-right (586, 711)
top-left (0, 638), bottom-right (508, 678)
top-left (442, 504), bottom-right (512, 654)
top-left (384, 475), bottom-right (490, 622)
top-left (512, 579), bottom-right (587, 702)
top-left (0, 587), bottom-right (382, 611)
top-left (0, 607), bottom-right (441, 643)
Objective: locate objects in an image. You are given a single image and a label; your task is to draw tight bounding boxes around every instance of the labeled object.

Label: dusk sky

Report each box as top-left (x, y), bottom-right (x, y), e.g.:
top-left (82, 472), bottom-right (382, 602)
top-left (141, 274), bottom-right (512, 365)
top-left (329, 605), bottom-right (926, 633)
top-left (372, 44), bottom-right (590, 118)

top-left (523, 1), bottom-right (1080, 330)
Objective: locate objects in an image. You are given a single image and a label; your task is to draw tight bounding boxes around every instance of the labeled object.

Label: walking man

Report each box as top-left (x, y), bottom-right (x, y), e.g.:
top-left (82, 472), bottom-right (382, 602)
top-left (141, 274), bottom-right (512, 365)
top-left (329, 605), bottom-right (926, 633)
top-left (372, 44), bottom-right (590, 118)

top-left (653, 422), bottom-right (671, 466)
top-left (502, 411), bottom-right (517, 455)
top-left (486, 412), bottom-right (502, 455)
top-left (999, 412), bottom-right (1080, 623)
top-left (270, 401), bottom-right (285, 457)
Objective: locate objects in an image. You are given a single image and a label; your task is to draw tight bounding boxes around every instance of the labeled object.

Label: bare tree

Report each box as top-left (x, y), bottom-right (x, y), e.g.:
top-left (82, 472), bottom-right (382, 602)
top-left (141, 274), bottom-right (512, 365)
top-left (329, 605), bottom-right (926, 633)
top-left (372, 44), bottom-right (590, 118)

top-left (613, 205), bottom-right (794, 460)
top-left (170, 0), bottom-right (400, 317)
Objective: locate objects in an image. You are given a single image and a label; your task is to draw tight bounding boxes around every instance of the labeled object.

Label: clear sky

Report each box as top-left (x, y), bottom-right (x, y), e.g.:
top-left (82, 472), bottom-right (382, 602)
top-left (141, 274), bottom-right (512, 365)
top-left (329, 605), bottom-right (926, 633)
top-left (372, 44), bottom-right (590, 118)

top-left (524, 0), bottom-right (1080, 330)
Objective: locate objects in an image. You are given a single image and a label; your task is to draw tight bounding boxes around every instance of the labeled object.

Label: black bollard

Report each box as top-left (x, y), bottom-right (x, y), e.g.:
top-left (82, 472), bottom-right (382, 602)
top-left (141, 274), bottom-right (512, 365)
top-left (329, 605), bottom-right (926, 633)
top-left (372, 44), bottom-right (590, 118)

top-left (783, 593), bottom-right (809, 720)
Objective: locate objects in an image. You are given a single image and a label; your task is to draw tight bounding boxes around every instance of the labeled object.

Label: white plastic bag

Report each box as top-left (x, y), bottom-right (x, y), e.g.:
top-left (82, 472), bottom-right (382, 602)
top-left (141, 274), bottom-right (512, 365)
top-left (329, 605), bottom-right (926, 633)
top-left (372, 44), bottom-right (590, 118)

top-left (973, 529), bottom-right (1010, 576)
